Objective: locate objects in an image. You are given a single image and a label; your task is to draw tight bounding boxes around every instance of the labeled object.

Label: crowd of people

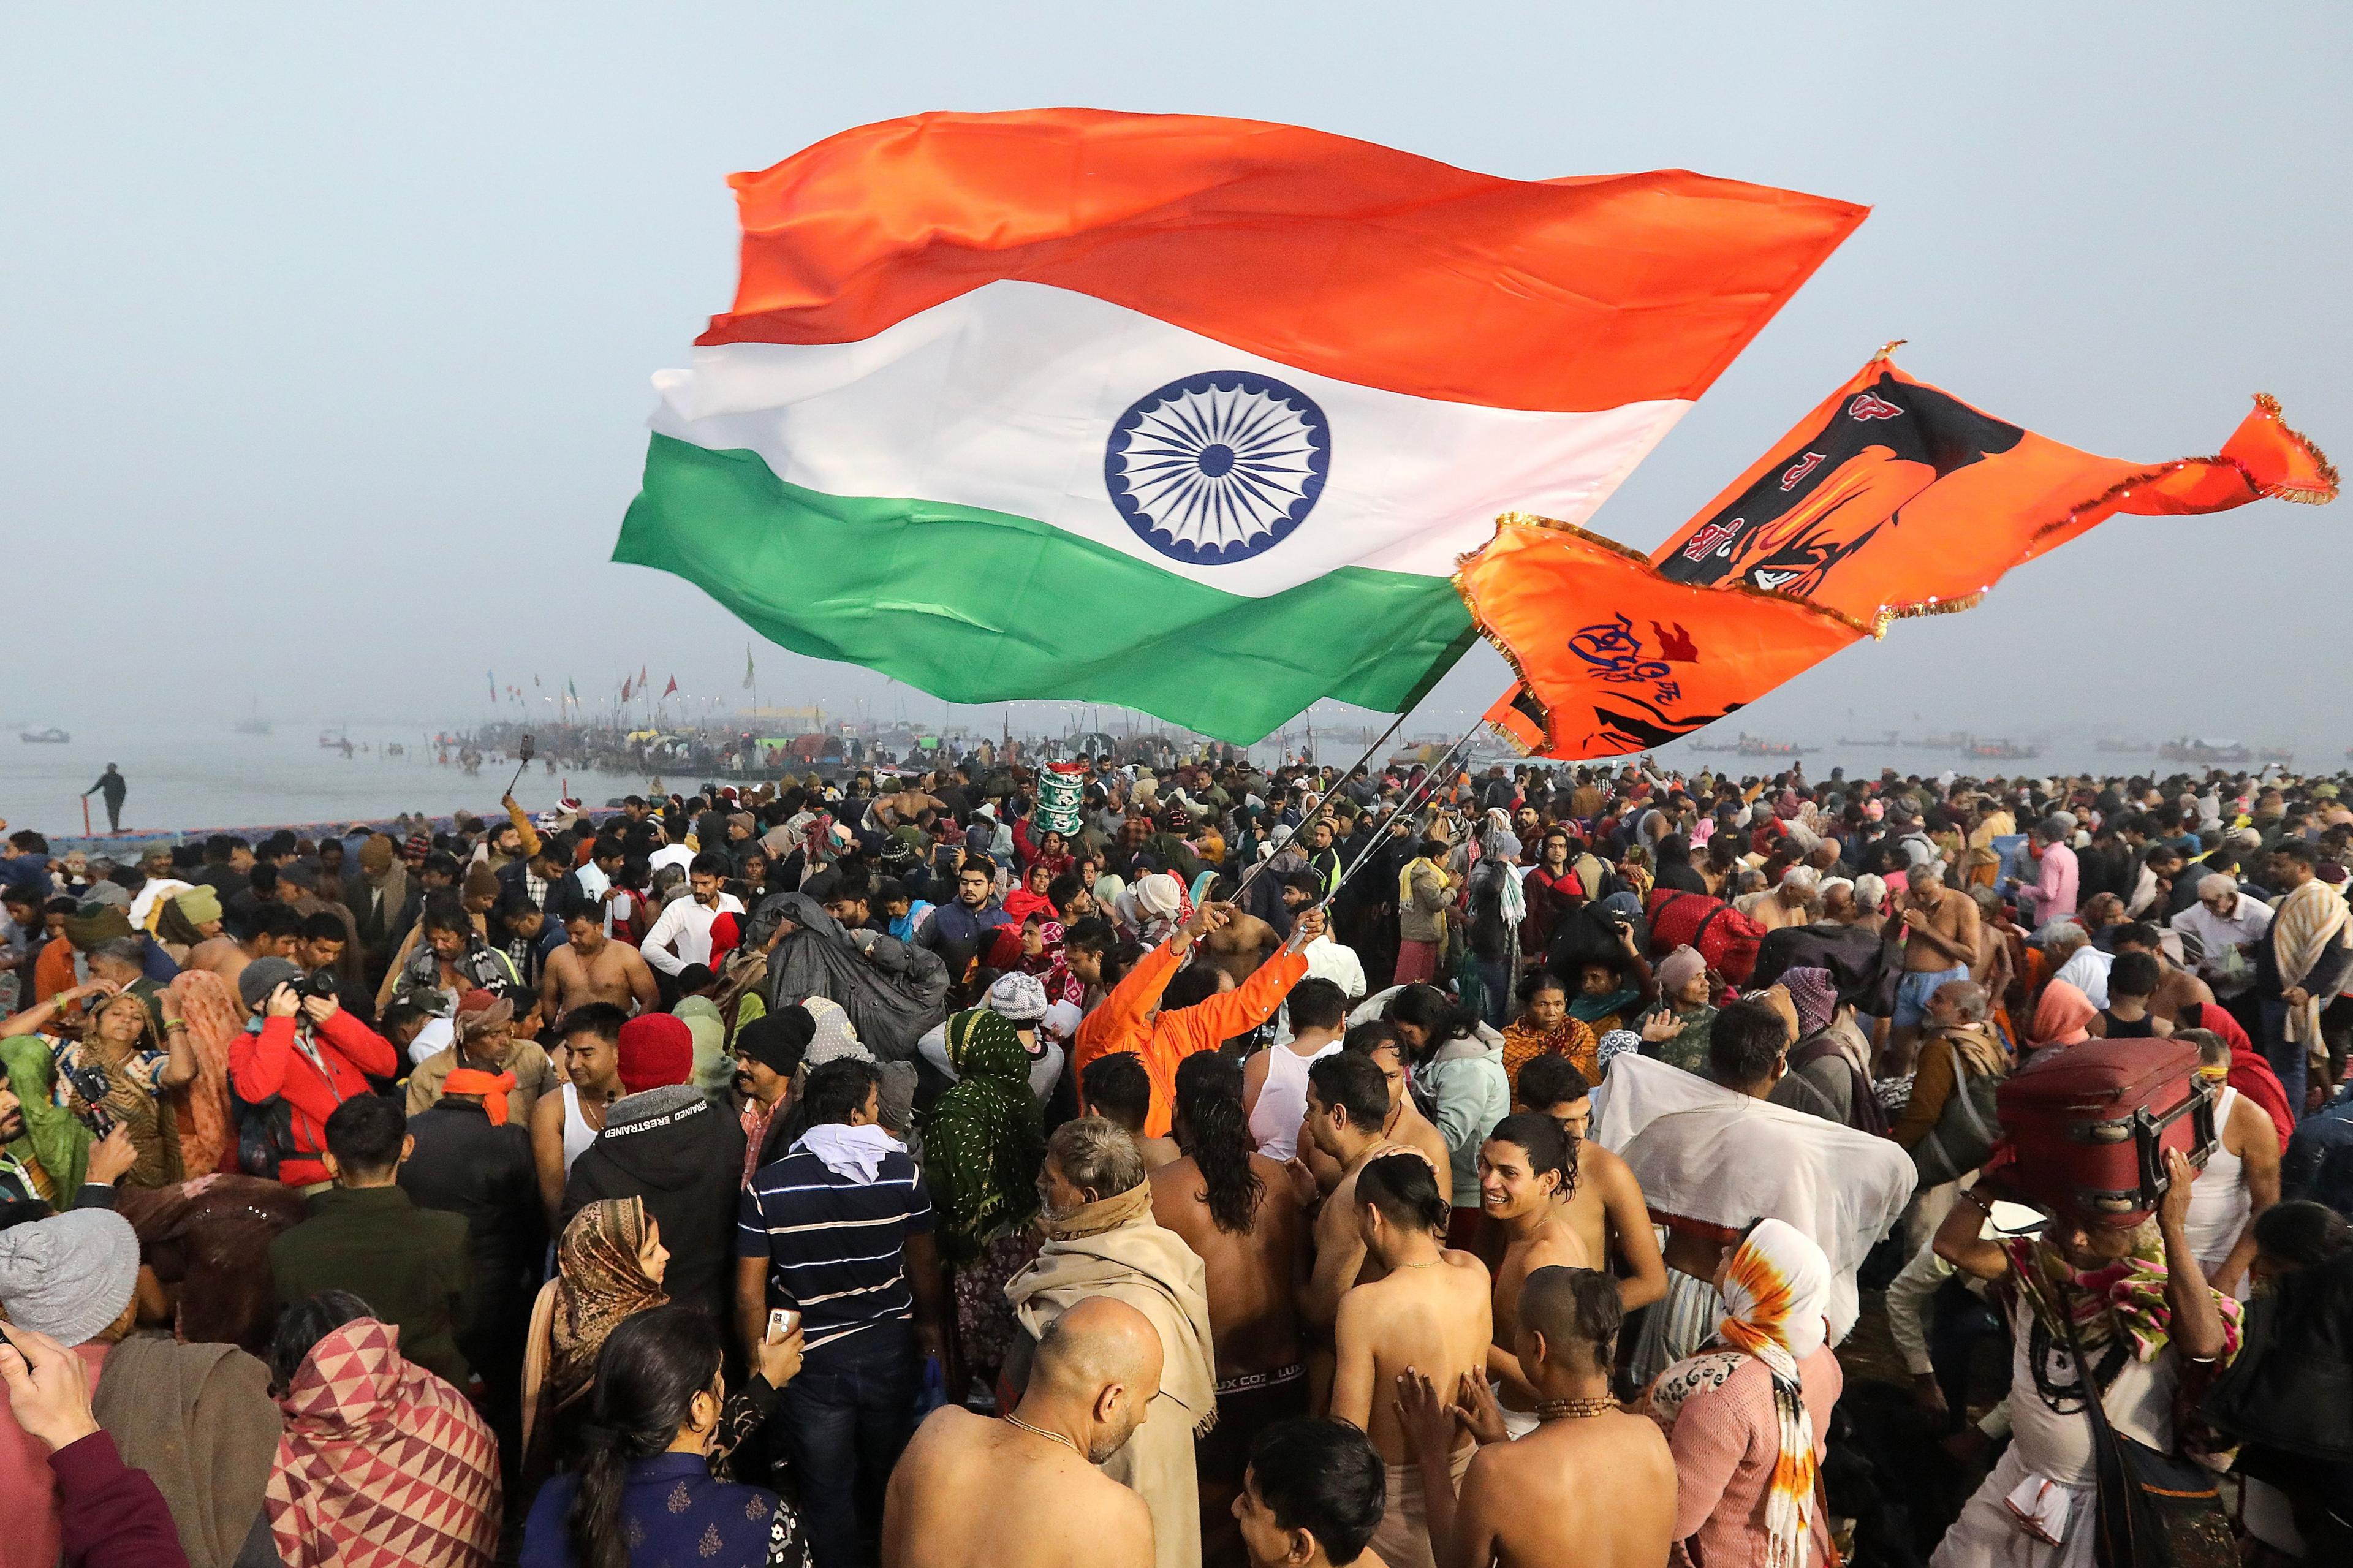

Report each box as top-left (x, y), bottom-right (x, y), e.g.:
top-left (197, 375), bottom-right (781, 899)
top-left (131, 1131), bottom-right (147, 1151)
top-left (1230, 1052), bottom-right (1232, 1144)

top-left (1, 747), bottom-right (2350, 1568)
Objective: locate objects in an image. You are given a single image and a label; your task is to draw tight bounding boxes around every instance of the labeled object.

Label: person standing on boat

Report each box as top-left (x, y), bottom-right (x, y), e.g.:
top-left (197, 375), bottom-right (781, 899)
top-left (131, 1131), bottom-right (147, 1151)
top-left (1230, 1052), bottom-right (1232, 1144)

top-left (80, 766), bottom-right (127, 835)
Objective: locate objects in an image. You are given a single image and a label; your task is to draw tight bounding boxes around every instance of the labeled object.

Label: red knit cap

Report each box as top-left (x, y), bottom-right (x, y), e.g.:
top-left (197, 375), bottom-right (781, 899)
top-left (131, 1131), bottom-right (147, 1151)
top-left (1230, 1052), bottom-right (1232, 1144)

top-left (616, 1013), bottom-right (695, 1094)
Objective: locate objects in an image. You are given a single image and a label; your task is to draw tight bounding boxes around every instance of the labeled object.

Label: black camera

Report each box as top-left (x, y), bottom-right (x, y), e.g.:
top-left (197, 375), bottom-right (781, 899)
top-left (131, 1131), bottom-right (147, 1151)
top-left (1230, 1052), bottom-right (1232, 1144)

top-left (300, 969), bottom-right (340, 1001)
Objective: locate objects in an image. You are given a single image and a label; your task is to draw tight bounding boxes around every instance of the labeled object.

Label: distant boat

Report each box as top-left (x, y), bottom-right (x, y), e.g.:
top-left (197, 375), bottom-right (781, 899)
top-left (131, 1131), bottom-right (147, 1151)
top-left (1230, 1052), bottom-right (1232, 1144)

top-left (18, 726), bottom-right (69, 744)
top-left (1969, 738), bottom-right (2042, 761)
top-left (2259, 747), bottom-right (2295, 764)
top-left (2159, 738), bottom-right (2253, 765)
top-left (1835, 729), bottom-right (1900, 746)
top-left (1905, 732), bottom-right (1971, 750)
top-left (235, 699), bottom-right (271, 737)
top-left (2096, 737), bottom-right (2153, 753)
top-left (318, 727), bottom-right (347, 748)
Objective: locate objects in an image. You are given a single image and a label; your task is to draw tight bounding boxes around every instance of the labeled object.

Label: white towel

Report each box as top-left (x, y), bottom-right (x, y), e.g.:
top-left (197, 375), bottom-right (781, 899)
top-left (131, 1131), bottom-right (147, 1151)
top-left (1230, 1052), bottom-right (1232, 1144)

top-left (791, 1122), bottom-right (904, 1184)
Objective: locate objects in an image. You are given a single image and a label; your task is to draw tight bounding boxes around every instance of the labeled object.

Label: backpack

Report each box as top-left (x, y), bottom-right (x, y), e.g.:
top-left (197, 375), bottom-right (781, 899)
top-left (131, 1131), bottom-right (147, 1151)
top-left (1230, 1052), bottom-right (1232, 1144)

top-left (1912, 1038), bottom-right (2005, 1187)
top-left (1645, 890), bottom-right (1765, 986)
top-left (229, 1070), bottom-right (297, 1181)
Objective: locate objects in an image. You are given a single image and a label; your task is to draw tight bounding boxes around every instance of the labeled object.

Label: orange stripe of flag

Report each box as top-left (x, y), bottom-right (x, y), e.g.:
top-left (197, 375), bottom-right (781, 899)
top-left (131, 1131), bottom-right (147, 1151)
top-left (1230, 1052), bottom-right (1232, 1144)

top-left (703, 108), bottom-right (1867, 413)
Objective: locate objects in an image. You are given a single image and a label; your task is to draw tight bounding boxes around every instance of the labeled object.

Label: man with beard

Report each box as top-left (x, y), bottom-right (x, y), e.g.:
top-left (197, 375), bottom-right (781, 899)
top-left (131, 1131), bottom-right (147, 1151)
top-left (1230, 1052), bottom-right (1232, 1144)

top-left (917, 854), bottom-right (1014, 997)
top-left (882, 1298), bottom-right (1159, 1568)
top-left (1297, 1023), bottom-right (1450, 1202)
top-left (1006, 1118), bottom-right (1219, 1568)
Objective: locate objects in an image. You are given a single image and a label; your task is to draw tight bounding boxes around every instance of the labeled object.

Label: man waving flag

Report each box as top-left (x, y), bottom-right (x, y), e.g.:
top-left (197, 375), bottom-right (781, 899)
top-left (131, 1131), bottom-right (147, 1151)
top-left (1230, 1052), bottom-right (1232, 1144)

top-left (615, 108), bottom-right (1865, 743)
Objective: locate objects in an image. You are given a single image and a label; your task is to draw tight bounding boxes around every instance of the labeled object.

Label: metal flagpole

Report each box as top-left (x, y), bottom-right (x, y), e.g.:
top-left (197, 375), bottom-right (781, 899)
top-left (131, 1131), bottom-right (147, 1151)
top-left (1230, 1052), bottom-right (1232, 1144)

top-left (1314, 719), bottom-right (1495, 911)
top-left (1226, 706), bottom-right (1416, 904)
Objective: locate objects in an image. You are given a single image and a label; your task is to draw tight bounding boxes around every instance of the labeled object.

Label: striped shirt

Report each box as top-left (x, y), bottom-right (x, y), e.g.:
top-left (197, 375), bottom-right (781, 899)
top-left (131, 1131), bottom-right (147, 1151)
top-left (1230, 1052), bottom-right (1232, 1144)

top-left (737, 1148), bottom-right (934, 1355)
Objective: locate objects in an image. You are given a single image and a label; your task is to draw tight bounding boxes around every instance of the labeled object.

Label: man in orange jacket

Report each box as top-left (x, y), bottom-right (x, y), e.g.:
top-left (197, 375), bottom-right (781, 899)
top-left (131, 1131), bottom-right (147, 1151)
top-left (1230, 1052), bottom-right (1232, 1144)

top-left (1073, 901), bottom-right (1321, 1137)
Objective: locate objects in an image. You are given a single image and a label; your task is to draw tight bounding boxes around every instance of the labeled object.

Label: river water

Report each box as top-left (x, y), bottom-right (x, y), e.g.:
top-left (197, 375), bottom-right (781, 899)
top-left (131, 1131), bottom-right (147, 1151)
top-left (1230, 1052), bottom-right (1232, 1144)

top-left (2, 718), bottom-right (665, 846)
top-left (4, 716), bottom-right (2323, 852)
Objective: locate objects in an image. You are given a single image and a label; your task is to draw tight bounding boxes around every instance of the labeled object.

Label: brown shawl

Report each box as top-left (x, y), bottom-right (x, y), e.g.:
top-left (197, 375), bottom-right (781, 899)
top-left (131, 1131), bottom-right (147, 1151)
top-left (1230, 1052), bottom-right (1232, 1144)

top-left (89, 1335), bottom-right (283, 1568)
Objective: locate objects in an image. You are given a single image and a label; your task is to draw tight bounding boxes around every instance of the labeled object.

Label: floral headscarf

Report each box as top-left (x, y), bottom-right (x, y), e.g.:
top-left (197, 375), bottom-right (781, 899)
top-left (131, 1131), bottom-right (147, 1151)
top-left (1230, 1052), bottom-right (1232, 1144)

top-left (547, 1197), bottom-right (668, 1410)
top-left (926, 1010), bottom-right (1045, 1263)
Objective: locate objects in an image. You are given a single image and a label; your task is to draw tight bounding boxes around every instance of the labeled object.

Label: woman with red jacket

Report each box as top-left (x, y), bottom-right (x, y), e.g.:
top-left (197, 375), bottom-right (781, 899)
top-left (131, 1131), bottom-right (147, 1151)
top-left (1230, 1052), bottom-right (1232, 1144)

top-left (225, 959), bottom-right (398, 1189)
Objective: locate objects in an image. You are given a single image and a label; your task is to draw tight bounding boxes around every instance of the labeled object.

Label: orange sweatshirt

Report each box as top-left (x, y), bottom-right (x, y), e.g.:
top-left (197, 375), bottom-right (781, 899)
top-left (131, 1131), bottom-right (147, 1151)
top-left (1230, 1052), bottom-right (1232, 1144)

top-left (1073, 939), bottom-right (1309, 1137)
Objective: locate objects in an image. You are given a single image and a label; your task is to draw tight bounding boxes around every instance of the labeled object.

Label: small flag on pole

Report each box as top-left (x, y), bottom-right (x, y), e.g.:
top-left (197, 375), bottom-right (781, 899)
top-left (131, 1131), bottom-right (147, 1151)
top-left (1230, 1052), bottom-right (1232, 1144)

top-left (663, 675), bottom-right (680, 698)
top-left (621, 676), bottom-right (633, 701)
top-left (487, 670), bottom-right (496, 701)
top-left (567, 678), bottom-right (579, 702)
top-left (743, 644), bottom-right (756, 690)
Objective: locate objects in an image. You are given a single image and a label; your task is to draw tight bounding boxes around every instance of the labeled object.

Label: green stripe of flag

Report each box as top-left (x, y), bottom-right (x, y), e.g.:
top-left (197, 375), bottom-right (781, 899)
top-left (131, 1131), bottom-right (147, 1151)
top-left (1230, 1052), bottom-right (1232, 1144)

top-left (614, 434), bottom-right (1474, 743)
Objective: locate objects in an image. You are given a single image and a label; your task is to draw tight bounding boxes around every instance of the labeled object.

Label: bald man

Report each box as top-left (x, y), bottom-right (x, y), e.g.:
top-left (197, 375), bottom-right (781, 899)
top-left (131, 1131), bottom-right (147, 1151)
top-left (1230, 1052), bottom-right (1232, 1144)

top-left (884, 1297), bottom-right (1161, 1568)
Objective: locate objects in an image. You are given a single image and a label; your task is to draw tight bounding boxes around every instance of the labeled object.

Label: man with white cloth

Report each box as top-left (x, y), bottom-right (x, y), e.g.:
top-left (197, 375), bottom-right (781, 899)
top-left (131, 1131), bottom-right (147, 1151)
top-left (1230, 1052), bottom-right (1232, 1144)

top-left (1591, 999), bottom-right (1914, 1385)
top-left (1006, 1116), bottom-right (1218, 1568)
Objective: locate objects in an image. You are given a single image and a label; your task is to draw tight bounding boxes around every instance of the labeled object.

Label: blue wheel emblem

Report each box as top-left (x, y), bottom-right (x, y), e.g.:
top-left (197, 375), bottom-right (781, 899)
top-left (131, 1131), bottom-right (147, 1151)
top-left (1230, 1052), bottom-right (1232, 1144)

top-left (1104, 371), bottom-right (1331, 564)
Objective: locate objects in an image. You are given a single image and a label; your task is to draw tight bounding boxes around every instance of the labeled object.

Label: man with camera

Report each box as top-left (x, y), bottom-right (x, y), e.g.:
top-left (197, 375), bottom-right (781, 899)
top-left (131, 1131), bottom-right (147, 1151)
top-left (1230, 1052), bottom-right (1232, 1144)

top-left (225, 956), bottom-right (400, 1192)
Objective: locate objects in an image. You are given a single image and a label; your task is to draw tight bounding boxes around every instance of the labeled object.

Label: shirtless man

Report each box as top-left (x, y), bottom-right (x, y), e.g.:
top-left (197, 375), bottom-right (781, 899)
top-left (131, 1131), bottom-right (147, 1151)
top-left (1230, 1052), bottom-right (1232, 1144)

top-left (1298, 1022), bottom-right (1449, 1201)
top-left (1474, 1115), bottom-right (1586, 1431)
top-left (1890, 860), bottom-right (1981, 1073)
top-left (187, 903), bottom-right (300, 987)
top-left (1398, 1268), bottom-right (1676, 1568)
top-left (1514, 1056), bottom-right (1668, 1311)
top-left (883, 1297), bottom-right (1158, 1568)
top-left (1199, 907), bottom-right (1282, 990)
top-left (1151, 1053), bottom-right (1311, 1568)
top-left (540, 907), bottom-right (659, 1019)
top-left (531, 1001), bottom-right (627, 1224)
top-left (1298, 1053), bottom-right (1419, 1335)
top-left (2112, 921), bottom-right (2216, 1026)
top-left (1330, 1152), bottom-right (1491, 1568)
top-left (1749, 866), bottom-right (1819, 934)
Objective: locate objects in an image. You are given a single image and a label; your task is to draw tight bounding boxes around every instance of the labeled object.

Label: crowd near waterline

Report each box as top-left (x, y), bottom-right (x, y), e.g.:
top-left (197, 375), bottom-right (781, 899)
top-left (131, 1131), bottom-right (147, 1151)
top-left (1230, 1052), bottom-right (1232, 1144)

top-left (1, 748), bottom-right (2349, 1568)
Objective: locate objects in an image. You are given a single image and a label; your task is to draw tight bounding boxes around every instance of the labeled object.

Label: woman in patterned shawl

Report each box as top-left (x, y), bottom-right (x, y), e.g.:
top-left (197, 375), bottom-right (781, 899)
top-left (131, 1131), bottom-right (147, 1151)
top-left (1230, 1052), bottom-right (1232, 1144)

top-left (926, 1009), bottom-right (1047, 1389)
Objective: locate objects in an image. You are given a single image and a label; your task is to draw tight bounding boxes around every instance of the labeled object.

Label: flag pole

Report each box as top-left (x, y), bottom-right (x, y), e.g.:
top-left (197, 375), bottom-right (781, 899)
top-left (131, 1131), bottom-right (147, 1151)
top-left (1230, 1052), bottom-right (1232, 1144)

top-left (1226, 706), bottom-right (1415, 904)
top-left (1314, 719), bottom-right (1495, 911)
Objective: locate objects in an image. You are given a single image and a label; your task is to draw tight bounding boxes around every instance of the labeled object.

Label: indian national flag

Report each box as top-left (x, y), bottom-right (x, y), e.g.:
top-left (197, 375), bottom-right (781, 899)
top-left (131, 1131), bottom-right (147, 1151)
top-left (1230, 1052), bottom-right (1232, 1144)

top-left (616, 109), bottom-right (1865, 743)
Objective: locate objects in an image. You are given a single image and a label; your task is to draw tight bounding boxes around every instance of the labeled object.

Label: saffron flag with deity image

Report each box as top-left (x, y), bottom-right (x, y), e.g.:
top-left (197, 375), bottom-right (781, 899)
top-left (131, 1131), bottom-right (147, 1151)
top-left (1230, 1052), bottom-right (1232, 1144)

top-left (1650, 349), bottom-right (2338, 629)
top-left (1461, 514), bottom-right (1871, 760)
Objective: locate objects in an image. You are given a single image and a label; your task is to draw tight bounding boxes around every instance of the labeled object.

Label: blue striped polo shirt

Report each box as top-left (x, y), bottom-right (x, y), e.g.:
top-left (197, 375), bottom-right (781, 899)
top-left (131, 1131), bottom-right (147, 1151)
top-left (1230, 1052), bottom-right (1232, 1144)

top-left (737, 1146), bottom-right (934, 1355)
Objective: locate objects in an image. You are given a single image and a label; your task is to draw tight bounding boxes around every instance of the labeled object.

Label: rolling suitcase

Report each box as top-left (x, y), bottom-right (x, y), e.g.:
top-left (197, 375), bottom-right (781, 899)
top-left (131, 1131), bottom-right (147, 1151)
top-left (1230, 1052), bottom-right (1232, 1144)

top-left (1993, 1036), bottom-right (2218, 1224)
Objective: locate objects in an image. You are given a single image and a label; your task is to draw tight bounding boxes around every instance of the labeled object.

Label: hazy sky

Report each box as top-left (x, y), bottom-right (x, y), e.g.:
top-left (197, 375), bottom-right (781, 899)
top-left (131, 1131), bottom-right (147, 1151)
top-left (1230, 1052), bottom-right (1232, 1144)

top-left (6, 4), bottom-right (2346, 748)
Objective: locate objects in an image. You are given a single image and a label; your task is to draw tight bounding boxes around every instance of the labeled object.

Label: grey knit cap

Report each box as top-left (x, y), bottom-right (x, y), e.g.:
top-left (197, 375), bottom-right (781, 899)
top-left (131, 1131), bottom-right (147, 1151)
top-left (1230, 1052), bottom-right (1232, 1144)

top-left (0, 1210), bottom-right (140, 1346)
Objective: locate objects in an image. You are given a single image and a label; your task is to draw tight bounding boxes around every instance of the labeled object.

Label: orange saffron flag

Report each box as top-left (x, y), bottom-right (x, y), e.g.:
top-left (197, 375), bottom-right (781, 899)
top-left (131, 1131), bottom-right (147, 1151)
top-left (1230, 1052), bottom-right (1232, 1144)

top-left (1461, 515), bottom-right (1870, 759)
top-left (1650, 349), bottom-right (2336, 628)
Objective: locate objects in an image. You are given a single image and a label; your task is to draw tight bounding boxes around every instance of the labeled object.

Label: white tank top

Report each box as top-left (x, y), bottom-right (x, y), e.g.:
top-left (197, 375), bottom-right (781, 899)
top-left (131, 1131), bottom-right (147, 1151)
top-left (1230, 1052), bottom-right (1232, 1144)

top-left (559, 1083), bottom-right (600, 1175)
top-left (1250, 1039), bottom-right (1341, 1161)
top-left (2184, 1086), bottom-right (2250, 1284)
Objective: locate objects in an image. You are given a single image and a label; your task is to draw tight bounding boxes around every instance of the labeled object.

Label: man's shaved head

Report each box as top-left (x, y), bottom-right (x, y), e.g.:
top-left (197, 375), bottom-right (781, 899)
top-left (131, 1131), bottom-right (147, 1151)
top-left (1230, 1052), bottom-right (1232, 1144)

top-left (1518, 1265), bottom-right (1622, 1375)
top-left (1031, 1297), bottom-right (1164, 1461)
